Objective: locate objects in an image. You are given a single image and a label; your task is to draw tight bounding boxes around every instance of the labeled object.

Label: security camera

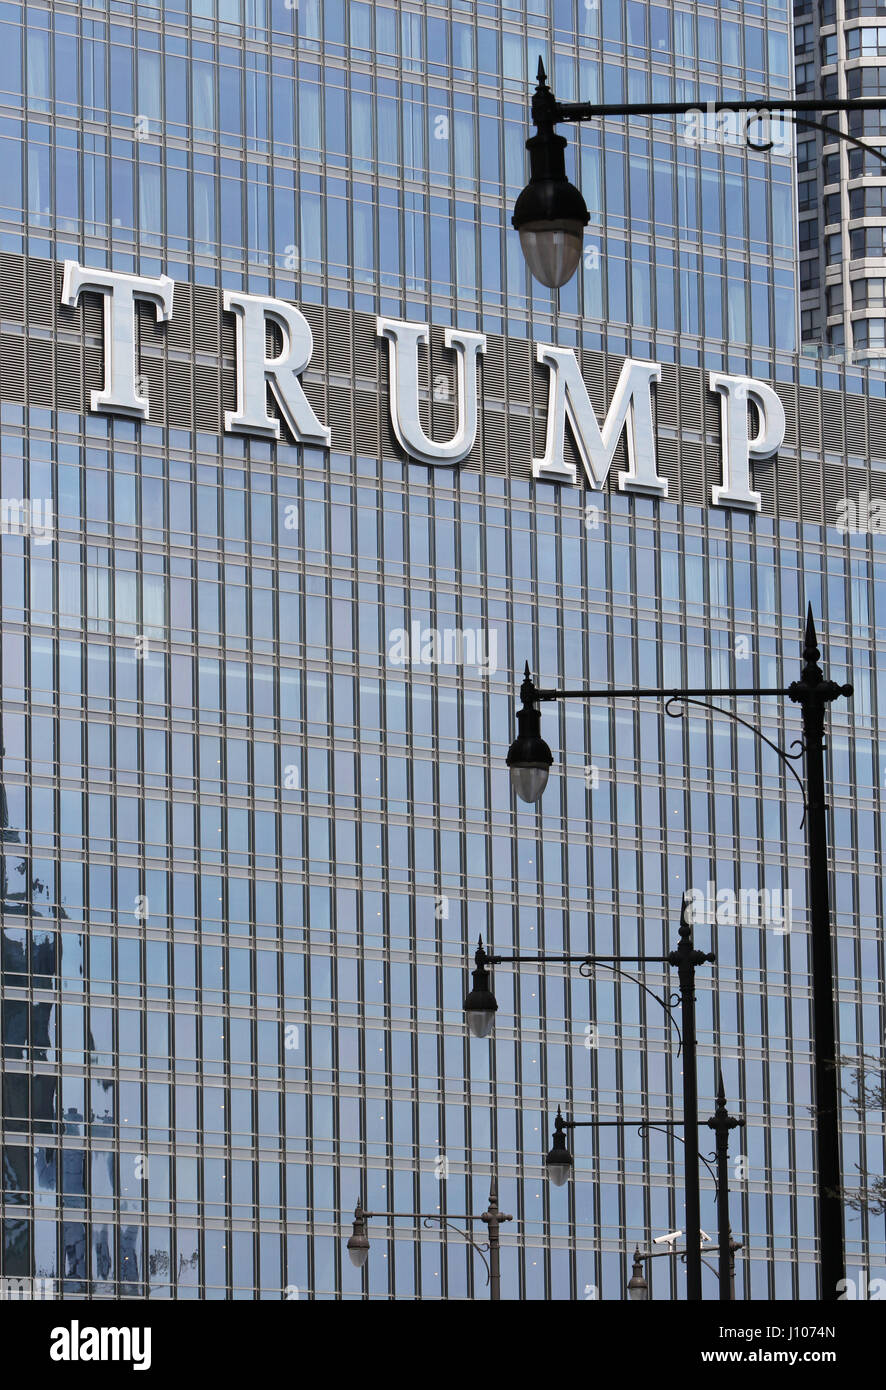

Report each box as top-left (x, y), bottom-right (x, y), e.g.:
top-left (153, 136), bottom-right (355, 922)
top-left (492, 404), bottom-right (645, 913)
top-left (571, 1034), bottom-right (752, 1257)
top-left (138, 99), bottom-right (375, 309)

top-left (653, 1230), bottom-right (683, 1247)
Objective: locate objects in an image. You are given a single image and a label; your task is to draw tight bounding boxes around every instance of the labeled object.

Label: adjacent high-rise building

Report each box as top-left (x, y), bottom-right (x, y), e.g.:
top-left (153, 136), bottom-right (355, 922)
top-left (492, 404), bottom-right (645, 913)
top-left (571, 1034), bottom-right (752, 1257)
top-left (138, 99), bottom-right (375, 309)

top-left (0, 1), bottom-right (884, 1302)
top-left (796, 0), bottom-right (886, 364)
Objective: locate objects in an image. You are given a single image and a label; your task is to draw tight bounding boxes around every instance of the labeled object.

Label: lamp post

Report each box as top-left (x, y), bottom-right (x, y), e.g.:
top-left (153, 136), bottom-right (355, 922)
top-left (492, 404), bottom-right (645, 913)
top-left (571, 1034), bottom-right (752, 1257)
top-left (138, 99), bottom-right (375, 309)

top-left (465, 904), bottom-right (715, 1299)
top-left (707, 1073), bottom-right (744, 1302)
top-left (345, 1182), bottom-right (513, 1300)
top-left (505, 608), bottom-right (852, 1298)
top-left (543, 1086), bottom-right (743, 1301)
top-left (514, 59), bottom-right (886, 288)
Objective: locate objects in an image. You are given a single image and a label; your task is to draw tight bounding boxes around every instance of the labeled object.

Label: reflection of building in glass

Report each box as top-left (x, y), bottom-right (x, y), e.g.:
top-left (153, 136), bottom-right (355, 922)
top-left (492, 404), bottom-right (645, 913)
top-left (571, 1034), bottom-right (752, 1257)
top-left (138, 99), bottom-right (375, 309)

top-left (0, 1), bottom-right (883, 1301)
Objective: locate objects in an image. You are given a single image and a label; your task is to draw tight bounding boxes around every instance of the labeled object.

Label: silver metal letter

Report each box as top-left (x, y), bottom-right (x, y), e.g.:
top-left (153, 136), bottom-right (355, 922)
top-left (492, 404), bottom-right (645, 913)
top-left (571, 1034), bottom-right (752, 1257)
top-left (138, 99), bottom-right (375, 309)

top-left (533, 347), bottom-right (666, 495)
top-left (377, 317), bottom-right (486, 466)
top-left (708, 373), bottom-right (785, 511)
top-left (60, 261), bottom-right (174, 419)
top-left (223, 291), bottom-right (330, 445)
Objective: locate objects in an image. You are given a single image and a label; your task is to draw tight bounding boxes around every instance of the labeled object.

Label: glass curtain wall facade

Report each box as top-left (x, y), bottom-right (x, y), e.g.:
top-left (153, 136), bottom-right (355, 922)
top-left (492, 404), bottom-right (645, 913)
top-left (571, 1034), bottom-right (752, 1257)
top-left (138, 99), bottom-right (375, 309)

top-left (0, 0), bottom-right (884, 1302)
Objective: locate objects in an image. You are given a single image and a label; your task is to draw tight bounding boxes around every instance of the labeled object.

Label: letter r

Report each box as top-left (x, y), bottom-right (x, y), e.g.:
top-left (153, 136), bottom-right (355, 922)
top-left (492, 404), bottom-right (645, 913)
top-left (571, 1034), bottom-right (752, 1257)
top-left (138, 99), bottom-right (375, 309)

top-left (223, 291), bottom-right (331, 445)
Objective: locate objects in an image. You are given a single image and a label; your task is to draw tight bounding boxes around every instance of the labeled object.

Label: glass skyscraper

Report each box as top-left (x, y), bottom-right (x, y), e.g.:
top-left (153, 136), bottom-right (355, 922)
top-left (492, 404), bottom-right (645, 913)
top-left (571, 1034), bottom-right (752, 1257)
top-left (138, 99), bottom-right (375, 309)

top-left (0, 0), bottom-right (884, 1303)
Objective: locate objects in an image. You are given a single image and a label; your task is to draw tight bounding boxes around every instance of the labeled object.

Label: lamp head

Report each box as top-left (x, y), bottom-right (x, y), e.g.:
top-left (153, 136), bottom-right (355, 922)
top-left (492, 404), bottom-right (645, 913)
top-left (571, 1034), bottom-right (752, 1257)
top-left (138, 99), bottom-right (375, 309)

top-left (512, 63), bottom-right (589, 289)
top-left (544, 1106), bottom-right (574, 1187)
top-left (463, 939), bottom-right (498, 1038)
top-left (347, 1205), bottom-right (370, 1269)
top-left (507, 669), bottom-right (553, 803)
top-left (628, 1249), bottom-right (649, 1301)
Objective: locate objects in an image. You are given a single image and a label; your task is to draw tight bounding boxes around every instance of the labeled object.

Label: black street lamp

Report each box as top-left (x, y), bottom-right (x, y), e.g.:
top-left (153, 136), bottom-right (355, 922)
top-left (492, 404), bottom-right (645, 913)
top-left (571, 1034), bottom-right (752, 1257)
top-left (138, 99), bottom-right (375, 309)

top-left (505, 665), bottom-right (554, 804)
top-left (543, 1106), bottom-right (574, 1187)
top-left (507, 608), bottom-right (852, 1298)
top-left (345, 1183), bottom-right (513, 1300)
top-left (627, 1250), bottom-right (649, 1301)
top-left (465, 902), bottom-right (715, 1299)
top-left (511, 62), bottom-right (589, 288)
top-left (463, 940), bottom-right (499, 1039)
top-left (543, 1086), bottom-right (743, 1301)
top-left (707, 1072), bottom-right (744, 1303)
top-left (514, 59), bottom-right (886, 288)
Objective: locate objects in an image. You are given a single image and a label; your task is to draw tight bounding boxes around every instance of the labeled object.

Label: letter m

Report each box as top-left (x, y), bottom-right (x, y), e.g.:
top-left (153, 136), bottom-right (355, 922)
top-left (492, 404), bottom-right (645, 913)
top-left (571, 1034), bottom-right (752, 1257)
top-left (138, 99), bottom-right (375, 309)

top-left (533, 347), bottom-right (666, 496)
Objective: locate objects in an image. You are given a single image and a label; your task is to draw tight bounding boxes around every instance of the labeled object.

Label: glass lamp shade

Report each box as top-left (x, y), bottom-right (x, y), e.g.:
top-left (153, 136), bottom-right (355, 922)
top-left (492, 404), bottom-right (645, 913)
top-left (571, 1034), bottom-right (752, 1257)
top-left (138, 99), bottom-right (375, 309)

top-left (509, 762), bottom-right (550, 805)
top-left (518, 221), bottom-right (585, 289)
top-left (347, 1237), bottom-right (370, 1268)
top-left (465, 1007), bottom-right (496, 1039)
top-left (545, 1156), bottom-right (572, 1188)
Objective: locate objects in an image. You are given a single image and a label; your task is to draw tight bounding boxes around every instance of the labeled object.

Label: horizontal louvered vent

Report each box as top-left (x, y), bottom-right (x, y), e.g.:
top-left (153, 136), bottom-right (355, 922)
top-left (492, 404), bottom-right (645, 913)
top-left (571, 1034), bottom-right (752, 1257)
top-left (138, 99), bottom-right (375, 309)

top-left (658, 363), bottom-right (679, 428)
top-left (680, 441), bottom-right (705, 507)
top-left (327, 384), bottom-right (352, 451)
top-left (28, 339), bottom-right (54, 406)
top-left (300, 303), bottom-right (325, 370)
top-left (755, 462), bottom-right (776, 516)
top-left (354, 315), bottom-right (377, 379)
top-left (193, 286), bottom-right (220, 354)
top-left (167, 361), bottom-right (192, 428)
top-left (508, 414), bottom-right (531, 475)
top-left (845, 398), bottom-right (866, 455)
top-left (327, 307), bottom-right (352, 375)
top-left (56, 342), bottom-right (81, 411)
top-left (582, 350), bottom-right (606, 415)
top-left (656, 438), bottom-right (680, 501)
top-left (799, 386), bottom-right (821, 449)
top-left (355, 389), bottom-right (379, 455)
top-left (169, 282), bottom-right (192, 352)
top-left (482, 408), bottom-right (508, 477)
top-left (27, 260), bottom-right (55, 328)
top-left (821, 389), bottom-right (844, 451)
top-left (774, 383), bottom-right (798, 448)
top-left (380, 395), bottom-right (399, 461)
top-left (800, 458), bottom-right (824, 523)
top-left (775, 457), bottom-right (799, 519)
top-left (484, 335), bottom-right (505, 399)
top-left (868, 397), bottom-right (886, 458)
top-left (507, 339), bottom-right (531, 404)
top-left (679, 365), bottom-right (703, 432)
top-left (194, 364), bottom-right (221, 433)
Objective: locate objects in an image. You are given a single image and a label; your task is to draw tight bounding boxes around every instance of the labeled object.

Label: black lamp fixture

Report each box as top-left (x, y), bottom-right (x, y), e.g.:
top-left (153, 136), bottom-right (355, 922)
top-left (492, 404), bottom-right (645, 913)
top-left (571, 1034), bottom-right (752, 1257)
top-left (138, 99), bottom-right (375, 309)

top-left (512, 59), bottom-right (590, 289)
top-left (506, 663), bottom-right (554, 804)
top-left (463, 939), bottom-right (499, 1038)
top-left (544, 1106), bottom-right (575, 1188)
top-left (347, 1203), bottom-right (371, 1268)
top-left (627, 1249), bottom-right (649, 1301)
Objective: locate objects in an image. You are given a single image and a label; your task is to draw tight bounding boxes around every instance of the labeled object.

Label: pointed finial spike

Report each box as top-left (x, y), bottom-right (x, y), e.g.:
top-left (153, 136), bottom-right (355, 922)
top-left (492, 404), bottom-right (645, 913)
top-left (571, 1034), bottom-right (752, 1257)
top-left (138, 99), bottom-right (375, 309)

top-left (717, 1069), bottom-right (727, 1103)
top-left (679, 893), bottom-right (692, 936)
top-left (802, 603), bottom-right (821, 673)
top-left (537, 56), bottom-right (547, 84)
top-left (524, 660), bottom-right (531, 680)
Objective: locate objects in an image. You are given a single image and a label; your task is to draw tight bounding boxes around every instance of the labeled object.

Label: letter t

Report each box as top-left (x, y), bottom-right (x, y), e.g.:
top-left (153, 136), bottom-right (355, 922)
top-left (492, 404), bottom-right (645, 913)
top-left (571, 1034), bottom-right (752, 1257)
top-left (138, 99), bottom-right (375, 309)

top-left (61, 261), bottom-right (174, 418)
